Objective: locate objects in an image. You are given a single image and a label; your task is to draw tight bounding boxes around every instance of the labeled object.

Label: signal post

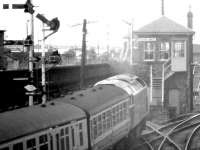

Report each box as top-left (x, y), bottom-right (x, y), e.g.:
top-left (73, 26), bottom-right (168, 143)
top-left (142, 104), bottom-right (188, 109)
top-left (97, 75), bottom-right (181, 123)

top-left (3, 0), bottom-right (60, 105)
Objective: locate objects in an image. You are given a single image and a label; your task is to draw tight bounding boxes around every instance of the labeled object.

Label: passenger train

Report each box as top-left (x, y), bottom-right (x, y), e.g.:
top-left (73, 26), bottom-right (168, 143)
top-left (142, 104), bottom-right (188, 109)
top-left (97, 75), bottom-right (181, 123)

top-left (0, 74), bottom-right (149, 150)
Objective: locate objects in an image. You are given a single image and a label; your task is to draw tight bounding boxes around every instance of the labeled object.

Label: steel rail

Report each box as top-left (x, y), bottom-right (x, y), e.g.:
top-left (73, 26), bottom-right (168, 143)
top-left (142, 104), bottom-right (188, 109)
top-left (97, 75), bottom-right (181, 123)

top-left (142, 120), bottom-right (185, 140)
top-left (143, 115), bottom-right (193, 138)
top-left (163, 113), bottom-right (197, 124)
top-left (147, 121), bottom-right (181, 150)
top-left (131, 137), bottom-right (155, 150)
top-left (185, 124), bottom-right (200, 150)
top-left (142, 137), bottom-right (154, 150)
top-left (135, 113), bottom-right (200, 149)
top-left (158, 113), bottom-right (200, 150)
top-left (171, 120), bottom-right (200, 135)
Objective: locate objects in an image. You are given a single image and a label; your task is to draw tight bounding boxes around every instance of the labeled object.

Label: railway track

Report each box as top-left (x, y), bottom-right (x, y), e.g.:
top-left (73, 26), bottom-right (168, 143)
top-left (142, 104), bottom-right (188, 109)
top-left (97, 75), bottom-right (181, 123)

top-left (131, 113), bottom-right (200, 150)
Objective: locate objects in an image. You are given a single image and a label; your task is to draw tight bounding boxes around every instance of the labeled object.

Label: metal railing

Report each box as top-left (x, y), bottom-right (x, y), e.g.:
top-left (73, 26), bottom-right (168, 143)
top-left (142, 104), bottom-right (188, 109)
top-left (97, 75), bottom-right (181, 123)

top-left (163, 59), bottom-right (172, 80)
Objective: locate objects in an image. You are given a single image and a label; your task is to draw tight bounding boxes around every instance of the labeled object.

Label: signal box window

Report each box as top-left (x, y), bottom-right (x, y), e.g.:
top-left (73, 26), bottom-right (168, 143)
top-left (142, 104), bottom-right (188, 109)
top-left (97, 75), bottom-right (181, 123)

top-left (173, 41), bottom-right (185, 57)
top-left (160, 42), bottom-right (169, 60)
top-left (144, 42), bottom-right (155, 61)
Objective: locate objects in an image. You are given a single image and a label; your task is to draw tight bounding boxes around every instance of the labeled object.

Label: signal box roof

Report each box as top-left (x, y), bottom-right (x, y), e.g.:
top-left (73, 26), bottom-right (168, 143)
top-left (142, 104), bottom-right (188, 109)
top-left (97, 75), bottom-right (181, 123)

top-left (134, 16), bottom-right (194, 35)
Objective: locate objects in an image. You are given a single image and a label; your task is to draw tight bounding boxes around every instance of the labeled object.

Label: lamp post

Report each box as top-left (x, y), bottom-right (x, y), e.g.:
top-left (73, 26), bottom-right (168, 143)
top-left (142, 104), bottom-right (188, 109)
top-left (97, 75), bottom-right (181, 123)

top-left (41, 23), bottom-right (47, 104)
top-left (122, 19), bottom-right (134, 65)
top-left (28, 0), bottom-right (34, 106)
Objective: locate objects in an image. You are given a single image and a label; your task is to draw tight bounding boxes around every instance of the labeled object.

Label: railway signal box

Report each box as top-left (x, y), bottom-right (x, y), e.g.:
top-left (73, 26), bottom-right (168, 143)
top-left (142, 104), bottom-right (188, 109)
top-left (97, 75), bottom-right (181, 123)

top-left (126, 13), bottom-right (194, 114)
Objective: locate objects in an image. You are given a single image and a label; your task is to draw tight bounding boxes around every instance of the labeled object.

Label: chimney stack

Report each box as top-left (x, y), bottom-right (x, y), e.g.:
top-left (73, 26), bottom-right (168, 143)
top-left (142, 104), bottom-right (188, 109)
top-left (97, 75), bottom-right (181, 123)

top-left (187, 5), bottom-right (193, 29)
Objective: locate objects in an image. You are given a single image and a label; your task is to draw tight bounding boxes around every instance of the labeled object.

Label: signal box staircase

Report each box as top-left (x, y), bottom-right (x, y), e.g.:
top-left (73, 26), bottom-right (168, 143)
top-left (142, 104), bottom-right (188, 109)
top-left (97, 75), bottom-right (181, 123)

top-left (150, 59), bottom-right (174, 106)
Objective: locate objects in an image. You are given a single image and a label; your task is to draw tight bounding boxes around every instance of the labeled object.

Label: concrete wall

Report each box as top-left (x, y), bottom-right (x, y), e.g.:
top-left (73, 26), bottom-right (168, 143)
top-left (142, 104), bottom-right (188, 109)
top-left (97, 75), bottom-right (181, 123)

top-left (0, 63), bottom-right (114, 111)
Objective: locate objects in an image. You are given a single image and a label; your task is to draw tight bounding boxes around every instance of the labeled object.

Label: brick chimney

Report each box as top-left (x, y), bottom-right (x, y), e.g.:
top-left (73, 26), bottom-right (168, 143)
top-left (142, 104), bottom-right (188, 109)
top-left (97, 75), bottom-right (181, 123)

top-left (187, 6), bottom-right (193, 29)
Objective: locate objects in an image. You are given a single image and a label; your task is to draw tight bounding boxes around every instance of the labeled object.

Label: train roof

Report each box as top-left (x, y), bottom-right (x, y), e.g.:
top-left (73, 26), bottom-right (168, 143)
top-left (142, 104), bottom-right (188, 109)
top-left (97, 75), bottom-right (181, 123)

top-left (95, 74), bottom-right (146, 94)
top-left (0, 101), bottom-right (85, 144)
top-left (58, 84), bottom-right (128, 115)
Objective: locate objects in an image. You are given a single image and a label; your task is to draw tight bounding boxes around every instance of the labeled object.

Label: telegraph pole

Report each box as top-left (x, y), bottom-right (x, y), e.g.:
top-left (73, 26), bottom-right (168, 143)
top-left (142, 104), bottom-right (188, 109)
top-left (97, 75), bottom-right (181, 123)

top-left (80, 19), bottom-right (87, 89)
top-left (68, 19), bottom-right (97, 89)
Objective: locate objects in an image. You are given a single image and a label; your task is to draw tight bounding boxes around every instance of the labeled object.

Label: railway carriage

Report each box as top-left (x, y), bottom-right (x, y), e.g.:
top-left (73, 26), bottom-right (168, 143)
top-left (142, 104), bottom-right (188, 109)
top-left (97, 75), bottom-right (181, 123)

top-left (0, 74), bottom-right (148, 150)
top-left (59, 84), bottom-right (131, 150)
top-left (0, 101), bottom-right (88, 150)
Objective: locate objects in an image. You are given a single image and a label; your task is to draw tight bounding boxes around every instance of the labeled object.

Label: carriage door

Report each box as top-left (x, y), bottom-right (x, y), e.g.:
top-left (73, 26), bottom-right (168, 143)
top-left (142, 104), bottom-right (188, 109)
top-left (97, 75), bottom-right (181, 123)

top-left (52, 125), bottom-right (71, 150)
top-left (70, 121), bottom-right (81, 150)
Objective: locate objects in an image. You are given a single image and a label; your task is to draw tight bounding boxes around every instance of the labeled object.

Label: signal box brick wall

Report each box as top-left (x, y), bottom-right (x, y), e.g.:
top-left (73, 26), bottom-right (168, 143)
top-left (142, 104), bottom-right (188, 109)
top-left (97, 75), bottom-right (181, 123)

top-left (164, 72), bottom-right (188, 114)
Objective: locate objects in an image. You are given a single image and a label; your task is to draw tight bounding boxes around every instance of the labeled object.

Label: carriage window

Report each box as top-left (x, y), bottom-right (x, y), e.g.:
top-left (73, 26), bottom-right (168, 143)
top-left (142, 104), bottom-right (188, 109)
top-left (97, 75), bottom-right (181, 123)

top-left (56, 134), bottom-right (60, 150)
top-left (0, 148), bottom-right (9, 150)
top-left (65, 127), bottom-right (70, 150)
top-left (39, 144), bottom-right (48, 150)
top-left (131, 80), bottom-right (142, 91)
top-left (27, 138), bottom-right (36, 150)
top-left (131, 96), bottom-right (134, 105)
top-left (123, 102), bottom-right (128, 120)
top-left (65, 136), bottom-right (70, 150)
top-left (97, 115), bottom-right (102, 136)
top-left (39, 134), bottom-right (48, 150)
top-left (136, 78), bottom-right (146, 87)
top-left (93, 118), bottom-right (97, 139)
top-left (13, 142), bottom-right (23, 150)
top-left (112, 107), bottom-right (116, 126)
top-left (0, 147), bottom-right (9, 150)
top-left (39, 134), bottom-right (48, 144)
top-left (65, 127), bottom-right (69, 134)
top-left (79, 123), bottom-right (84, 146)
top-left (79, 131), bottom-right (84, 146)
top-left (61, 138), bottom-right (65, 150)
top-left (116, 105), bottom-right (120, 123)
top-left (90, 120), bottom-right (94, 140)
top-left (102, 112), bottom-right (106, 133)
top-left (50, 135), bottom-right (53, 150)
top-left (119, 104), bottom-right (123, 121)
top-left (106, 110), bottom-right (112, 130)
top-left (60, 129), bottom-right (64, 136)
top-left (71, 127), bottom-right (75, 147)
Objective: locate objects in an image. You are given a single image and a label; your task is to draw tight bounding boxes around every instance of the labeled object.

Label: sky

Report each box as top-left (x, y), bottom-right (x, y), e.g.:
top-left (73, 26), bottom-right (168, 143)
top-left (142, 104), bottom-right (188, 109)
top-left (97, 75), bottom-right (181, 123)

top-left (0, 0), bottom-right (200, 52)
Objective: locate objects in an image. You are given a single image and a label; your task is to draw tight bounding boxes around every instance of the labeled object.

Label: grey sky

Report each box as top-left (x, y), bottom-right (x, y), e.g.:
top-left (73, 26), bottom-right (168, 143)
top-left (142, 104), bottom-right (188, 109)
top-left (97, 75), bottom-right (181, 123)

top-left (0, 0), bottom-right (199, 50)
